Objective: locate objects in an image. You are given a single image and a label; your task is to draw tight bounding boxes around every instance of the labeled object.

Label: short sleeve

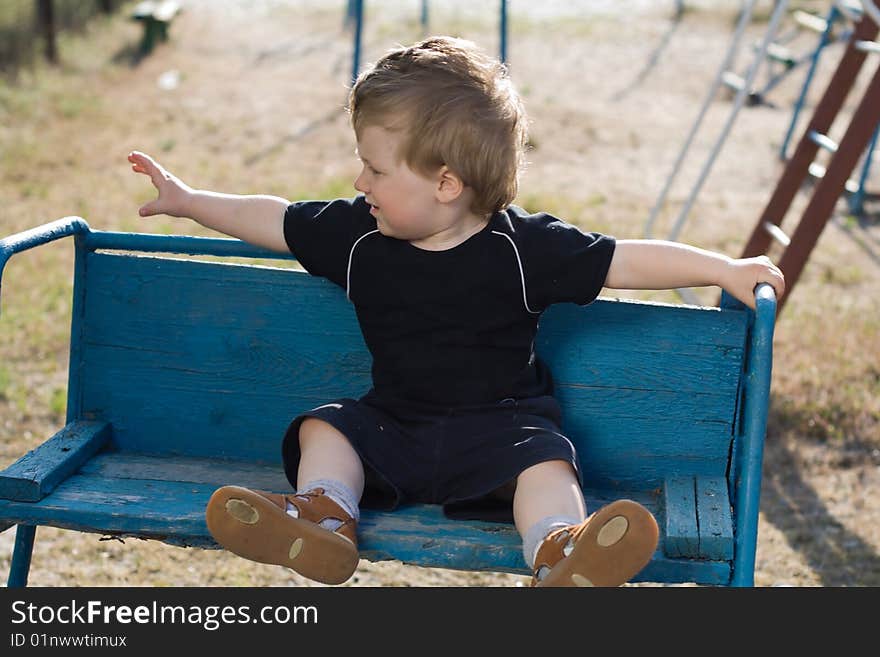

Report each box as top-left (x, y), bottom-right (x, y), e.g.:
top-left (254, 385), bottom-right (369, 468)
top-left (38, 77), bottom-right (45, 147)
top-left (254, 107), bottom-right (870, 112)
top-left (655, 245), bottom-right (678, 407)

top-left (283, 196), bottom-right (376, 289)
top-left (508, 208), bottom-right (616, 310)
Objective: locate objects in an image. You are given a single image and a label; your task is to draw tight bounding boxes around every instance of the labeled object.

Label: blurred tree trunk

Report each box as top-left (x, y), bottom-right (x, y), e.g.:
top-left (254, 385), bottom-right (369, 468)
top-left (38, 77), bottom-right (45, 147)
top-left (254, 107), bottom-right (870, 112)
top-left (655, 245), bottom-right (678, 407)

top-left (99, 0), bottom-right (115, 13)
top-left (36, 0), bottom-right (57, 64)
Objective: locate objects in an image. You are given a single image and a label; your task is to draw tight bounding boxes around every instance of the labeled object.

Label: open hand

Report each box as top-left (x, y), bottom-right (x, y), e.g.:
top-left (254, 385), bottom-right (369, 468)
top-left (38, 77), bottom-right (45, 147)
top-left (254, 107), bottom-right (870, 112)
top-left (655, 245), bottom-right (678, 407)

top-left (723, 255), bottom-right (785, 309)
top-left (128, 151), bottom-right (193, 218)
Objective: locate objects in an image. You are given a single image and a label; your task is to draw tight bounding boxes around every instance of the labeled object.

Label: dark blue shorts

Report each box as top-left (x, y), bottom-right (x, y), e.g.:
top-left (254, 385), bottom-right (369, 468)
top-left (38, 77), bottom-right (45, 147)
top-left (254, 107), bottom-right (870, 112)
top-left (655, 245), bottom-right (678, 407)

top-left (281, 392), bottom-right (581, 523)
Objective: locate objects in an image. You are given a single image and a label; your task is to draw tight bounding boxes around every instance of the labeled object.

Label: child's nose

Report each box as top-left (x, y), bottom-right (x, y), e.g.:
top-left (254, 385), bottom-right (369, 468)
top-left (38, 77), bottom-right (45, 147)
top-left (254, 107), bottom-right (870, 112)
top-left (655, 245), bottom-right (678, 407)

top-left (354, 170), bottom-right (368, 194)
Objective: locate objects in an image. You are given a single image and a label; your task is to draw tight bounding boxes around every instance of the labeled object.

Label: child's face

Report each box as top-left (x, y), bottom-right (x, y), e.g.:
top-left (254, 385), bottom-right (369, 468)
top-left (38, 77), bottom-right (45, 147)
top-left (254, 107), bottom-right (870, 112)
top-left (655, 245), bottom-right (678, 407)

top-left (354, 125), bottom-right (447, 242)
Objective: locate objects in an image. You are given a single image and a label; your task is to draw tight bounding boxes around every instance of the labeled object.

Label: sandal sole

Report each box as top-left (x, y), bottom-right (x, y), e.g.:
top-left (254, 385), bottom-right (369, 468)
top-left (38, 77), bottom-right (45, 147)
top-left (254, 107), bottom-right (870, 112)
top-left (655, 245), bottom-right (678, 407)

top-left (205, 485), bottom-right (359, 585)
top-left (537, 499), bottom-right (659, 587)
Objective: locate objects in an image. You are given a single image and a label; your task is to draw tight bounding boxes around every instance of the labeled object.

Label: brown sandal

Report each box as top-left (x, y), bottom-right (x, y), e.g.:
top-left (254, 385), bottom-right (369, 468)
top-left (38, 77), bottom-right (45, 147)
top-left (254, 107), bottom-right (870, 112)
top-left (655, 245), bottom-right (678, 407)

top-left (531, 499), bottom-right (659, 587)
top-left (205, 485), bottom-right (359, 585)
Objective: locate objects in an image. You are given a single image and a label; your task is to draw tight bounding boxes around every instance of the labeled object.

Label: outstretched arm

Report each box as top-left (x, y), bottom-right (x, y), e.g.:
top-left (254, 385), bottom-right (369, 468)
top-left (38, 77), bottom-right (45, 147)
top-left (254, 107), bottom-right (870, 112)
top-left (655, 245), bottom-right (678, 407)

top-left (604, 239), bottom-right (785, 309)
top-left (128, 151), bottom-right (290, 253)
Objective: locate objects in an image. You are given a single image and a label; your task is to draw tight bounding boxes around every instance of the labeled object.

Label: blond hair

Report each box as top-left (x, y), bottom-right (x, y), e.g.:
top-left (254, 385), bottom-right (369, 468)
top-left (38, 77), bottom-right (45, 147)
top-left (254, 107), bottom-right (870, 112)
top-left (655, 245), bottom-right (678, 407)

top-left (348, 36), bottom-right (529, 216)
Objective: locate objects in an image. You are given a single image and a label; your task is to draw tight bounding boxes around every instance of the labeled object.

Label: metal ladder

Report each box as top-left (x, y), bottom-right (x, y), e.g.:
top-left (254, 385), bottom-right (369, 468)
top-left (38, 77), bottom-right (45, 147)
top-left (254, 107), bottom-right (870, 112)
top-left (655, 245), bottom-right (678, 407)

top-left (779, 1), bottom-right (880, 215)
top-left (739, 2), bottom-right (880, 312)
top-left (721, 1), bottom-right (854, 108)
top-left (644, 0), bottom-right (791, 305)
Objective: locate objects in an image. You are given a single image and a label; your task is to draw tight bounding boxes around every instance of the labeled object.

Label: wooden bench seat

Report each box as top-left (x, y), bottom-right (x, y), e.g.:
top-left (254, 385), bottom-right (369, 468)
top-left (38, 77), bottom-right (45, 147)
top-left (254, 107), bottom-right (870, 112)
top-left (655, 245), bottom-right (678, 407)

top-left (0, 447), bottom-right (733, 585)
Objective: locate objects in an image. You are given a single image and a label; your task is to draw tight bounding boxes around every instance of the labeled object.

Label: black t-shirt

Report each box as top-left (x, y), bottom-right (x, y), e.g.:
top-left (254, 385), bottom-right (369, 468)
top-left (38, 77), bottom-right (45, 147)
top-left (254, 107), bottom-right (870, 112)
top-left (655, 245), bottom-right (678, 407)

top-left (283, 196), bottom-right (615, 407)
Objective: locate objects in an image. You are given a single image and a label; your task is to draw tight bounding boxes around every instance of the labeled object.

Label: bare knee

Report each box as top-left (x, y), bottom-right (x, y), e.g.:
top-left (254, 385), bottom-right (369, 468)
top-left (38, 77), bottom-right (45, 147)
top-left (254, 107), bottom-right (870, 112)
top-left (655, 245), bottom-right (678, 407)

top-left (517, 459), bottom-right (577, 487)
top-left (299, 417), bottom-right (351, 450)
top-left (296, 417), bottom-right (364, 493)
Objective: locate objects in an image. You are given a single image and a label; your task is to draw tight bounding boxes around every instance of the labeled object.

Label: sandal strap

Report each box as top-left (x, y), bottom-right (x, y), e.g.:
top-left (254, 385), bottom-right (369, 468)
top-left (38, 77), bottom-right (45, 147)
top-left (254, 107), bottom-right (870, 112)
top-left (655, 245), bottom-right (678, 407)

top-left (283, 488), bottom-right (358, 546)
top-left (529, 514), bottom-right (595, 587)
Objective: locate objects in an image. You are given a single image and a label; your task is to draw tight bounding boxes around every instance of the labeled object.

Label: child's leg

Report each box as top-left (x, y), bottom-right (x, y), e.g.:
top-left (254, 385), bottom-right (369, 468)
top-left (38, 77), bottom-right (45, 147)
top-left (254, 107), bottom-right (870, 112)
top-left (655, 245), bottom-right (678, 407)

top-left (296, 417), bottom-right (365, 507)
top-left (513, 459), bottom-right (586, 534)
top-left (513, 459), bottom-right (659, 587)
top-left (513, 460), bottom-right (586, 573)
top-left (204, 418), bottom-right (365, 585)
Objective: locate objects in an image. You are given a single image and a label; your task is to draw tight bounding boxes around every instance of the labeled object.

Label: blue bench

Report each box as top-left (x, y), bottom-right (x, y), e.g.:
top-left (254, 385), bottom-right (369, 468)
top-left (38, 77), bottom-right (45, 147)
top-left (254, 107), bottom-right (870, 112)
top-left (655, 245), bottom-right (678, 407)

top-left (0, 217), bottom-right (777, 587)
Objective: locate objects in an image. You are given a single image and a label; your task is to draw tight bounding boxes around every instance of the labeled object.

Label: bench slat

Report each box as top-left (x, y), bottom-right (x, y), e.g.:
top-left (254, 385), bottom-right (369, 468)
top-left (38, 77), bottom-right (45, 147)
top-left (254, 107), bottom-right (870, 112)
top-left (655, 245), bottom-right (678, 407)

top-left (662, 476), bottom-right (734, 560)
top-left (663, 477), bottom-right (699, 558)
top-left (697, 476), bottom-right (734, 560)
top-left (78, 451), bottom-right (291, 490)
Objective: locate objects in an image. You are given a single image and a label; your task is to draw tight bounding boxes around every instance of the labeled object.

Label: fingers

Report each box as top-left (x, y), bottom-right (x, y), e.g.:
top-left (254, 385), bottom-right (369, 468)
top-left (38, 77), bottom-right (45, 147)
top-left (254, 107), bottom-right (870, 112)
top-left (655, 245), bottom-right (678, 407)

top-left (128, 150), bottom-right (152, 170)
top-left (129, 151), bottom-right (163, 216)
top-left (757, 260), bottom-right (786, 298)
top-left (765, 271), bottom-right (786, 299)
top-left (127, 150), bottom-right (166, 186)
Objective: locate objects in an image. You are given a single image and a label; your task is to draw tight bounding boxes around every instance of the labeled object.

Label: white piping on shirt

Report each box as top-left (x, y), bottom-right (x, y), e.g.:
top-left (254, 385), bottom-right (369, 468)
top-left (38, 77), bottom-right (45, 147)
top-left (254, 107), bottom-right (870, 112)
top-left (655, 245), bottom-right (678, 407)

top-left (491, 230), bottom-right (540, 314)
top-left (346, 229), bottom-right (380, 300)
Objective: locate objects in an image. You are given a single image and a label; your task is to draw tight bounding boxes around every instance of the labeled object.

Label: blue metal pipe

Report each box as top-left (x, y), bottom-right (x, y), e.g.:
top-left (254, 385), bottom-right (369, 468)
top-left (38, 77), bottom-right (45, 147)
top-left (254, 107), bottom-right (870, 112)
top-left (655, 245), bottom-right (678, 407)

top-left (780, 6), bottom-right (841, 161)
top-left (848, 121), bottom-right (880, 215)
top-left (351, 0), bottom-right (364, 86)
top-left (0, 216), bottom-right (90, 270)
top-left (500, 0), bottom-right (508, 64)
top-left (731, 283), bottom-right (777, 586)
top-left (0, 216), bottom-right (90, 318)
top-left (7, 524), bottom-right (36, 588)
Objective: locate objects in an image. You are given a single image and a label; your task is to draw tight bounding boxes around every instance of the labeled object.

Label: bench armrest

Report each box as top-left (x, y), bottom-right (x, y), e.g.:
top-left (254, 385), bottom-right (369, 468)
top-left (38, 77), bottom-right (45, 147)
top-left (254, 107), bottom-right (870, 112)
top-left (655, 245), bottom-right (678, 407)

top-left (0, 421), bottom-right (111, 502)
top-left (0, 217), bottom-right (90, 312)
top-left (753, 282), bottom-right (777, 326)
top-left (732, 282), bottom-right (777, 585)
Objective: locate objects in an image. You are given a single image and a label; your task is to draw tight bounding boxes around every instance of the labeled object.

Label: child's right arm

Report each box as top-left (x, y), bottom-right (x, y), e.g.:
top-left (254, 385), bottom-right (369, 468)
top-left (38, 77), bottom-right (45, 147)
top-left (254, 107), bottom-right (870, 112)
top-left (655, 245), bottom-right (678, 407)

top-left (128, 151), bottom-right (290, 253)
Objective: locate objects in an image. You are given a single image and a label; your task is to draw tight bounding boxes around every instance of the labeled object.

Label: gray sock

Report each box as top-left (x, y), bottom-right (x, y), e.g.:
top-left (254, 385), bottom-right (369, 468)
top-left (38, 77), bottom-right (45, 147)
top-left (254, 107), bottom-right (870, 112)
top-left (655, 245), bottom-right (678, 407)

top-left (522, 515), bottom-right (579, 571)
top-left (286, 478), bottom-right (361, 531)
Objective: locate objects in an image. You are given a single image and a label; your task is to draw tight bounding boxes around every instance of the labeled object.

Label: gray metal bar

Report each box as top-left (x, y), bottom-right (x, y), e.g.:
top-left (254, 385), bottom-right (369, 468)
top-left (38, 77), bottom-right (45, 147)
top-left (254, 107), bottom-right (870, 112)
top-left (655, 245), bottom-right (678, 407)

top-left (644, 0), bottom-right (758, 238)
top-left (666, 0), bottom-right (790, 243)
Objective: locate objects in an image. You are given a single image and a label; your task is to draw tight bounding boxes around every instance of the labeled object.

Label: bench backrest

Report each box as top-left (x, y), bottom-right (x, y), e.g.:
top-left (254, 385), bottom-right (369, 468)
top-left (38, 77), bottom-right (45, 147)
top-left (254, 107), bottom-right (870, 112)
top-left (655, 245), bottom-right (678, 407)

top-left (73, 243), bottom-right (750, 494)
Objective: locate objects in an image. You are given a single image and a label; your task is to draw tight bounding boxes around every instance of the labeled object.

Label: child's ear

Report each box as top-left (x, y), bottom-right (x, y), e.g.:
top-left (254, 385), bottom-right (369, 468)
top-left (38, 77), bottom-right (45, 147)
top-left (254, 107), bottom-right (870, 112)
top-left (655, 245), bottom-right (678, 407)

top-left (435, 166), bottom-right (465, 203)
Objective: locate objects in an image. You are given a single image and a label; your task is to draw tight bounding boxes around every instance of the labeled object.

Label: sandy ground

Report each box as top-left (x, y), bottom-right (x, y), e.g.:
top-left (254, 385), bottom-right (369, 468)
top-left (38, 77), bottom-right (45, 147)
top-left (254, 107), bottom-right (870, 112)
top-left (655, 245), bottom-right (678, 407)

top-left (0, 0), bottom-right (878, 587)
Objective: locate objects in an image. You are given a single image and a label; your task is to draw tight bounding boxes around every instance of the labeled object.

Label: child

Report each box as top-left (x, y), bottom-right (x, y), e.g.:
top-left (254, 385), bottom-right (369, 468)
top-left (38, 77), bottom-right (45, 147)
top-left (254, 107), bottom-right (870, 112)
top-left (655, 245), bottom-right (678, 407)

top-left (129, 36), bottom-right (784, 587)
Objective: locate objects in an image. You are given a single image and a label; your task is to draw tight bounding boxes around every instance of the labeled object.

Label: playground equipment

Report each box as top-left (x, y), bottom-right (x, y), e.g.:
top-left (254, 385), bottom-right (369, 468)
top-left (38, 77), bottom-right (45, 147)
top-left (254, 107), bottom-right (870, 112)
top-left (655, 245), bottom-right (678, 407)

top-left (347, 0), bottom-right (509, 85)
top-left (721, 2), bottom-right (855, 108)
top-left (779, 1), bottom-right (879, 215)
top-left (646, 1), bottom-right (879, 307)
top-left (740, 2), bottom-right (880, 311)
top-left (644, 0), bottom-right (790, 308)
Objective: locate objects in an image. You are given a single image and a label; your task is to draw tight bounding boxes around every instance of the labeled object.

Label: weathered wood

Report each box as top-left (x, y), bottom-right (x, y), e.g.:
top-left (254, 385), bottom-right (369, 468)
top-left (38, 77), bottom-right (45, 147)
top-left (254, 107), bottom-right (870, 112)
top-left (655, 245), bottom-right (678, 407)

top-left (696, 476), bottom-right (734, 560)
top-left (77, 253), bottom-right (744, 489)
top-left (0, 224), bottom-right (777, 587)
top-left (663, 477), bottom-right (699, 558)
top-left (662, 476), bottom-right (734, 560)
top-left (0, 453), bottom-right (731, 584)
top-left (0, 421), bottom-right (111, 502)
